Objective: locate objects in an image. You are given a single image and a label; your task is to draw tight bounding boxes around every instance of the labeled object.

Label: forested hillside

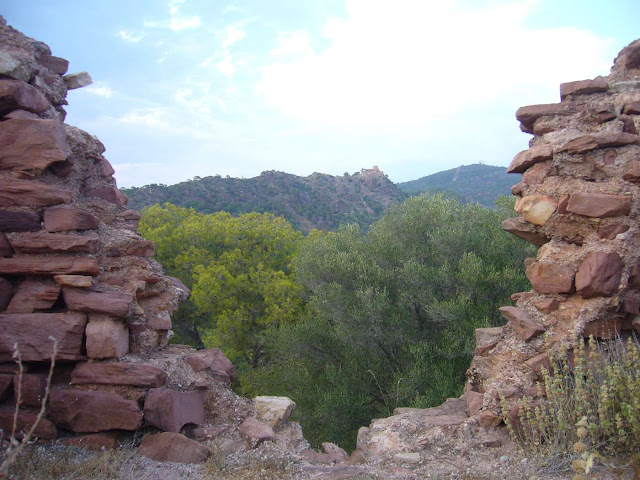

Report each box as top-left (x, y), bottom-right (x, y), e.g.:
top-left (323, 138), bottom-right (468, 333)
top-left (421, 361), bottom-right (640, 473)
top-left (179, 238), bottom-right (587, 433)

top-left (398, 164), bottom-right (517, 207)
top-left (124, 167), bottom-right (405, 233)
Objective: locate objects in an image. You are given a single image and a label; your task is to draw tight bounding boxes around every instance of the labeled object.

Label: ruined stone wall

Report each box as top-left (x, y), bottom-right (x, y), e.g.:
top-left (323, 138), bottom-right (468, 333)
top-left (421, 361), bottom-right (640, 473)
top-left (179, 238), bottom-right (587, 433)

top-left (468, 39), bottom-right (640, 426)
top-left (0, 17), bottom-right (232, 443)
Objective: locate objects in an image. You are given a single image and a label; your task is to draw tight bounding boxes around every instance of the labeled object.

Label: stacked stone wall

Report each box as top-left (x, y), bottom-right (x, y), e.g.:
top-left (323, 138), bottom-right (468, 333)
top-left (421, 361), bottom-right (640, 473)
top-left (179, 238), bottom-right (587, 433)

top-left (0, 17), bottom-right (232, 446)
top-left (468, 38), bottom-right (640, 427)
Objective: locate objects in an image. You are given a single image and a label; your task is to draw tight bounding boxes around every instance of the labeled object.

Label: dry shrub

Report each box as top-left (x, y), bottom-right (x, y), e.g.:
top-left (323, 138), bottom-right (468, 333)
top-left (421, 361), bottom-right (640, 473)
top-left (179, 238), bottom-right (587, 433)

top-left (502, 335), bottom-right (640, 475)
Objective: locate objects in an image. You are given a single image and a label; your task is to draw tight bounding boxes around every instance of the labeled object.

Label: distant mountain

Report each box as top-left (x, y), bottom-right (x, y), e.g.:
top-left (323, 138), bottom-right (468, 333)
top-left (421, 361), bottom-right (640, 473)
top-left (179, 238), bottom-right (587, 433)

top-left (123, 167), bottom-right (406, 233)
top-left (397, 164), bottom-right (518, 208)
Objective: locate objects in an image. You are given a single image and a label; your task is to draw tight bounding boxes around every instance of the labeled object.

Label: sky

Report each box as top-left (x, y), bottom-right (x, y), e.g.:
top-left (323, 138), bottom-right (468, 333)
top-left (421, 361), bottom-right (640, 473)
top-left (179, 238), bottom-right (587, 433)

top-left (3, 1), bottom-right (640, 187)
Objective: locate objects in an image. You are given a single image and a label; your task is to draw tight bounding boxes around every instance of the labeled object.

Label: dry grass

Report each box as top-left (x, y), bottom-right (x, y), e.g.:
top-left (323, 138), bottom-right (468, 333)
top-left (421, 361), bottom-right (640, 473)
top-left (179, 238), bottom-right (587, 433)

top-left (502, 334), bottom-right (640, 476)
top-left (3, 444), bottom-right (136, 480)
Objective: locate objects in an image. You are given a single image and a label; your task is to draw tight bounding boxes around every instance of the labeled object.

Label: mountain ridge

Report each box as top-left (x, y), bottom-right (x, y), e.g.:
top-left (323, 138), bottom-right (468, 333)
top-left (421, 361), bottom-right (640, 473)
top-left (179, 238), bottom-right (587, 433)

top-left (123, 164), bottom-right (518, 232)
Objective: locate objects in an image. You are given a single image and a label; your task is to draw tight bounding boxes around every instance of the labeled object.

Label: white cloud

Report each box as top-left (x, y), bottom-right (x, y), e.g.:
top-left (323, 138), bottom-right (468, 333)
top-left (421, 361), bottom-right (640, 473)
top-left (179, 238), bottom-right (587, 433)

top-left (85, 83), bottom-right (116, 98)
top-left (143, 0), bottom-right (201, 31)
top-left (117, 30), bottom-right (144, 43)
top-left (169, 16), bottom-right (201, 31)
top-left (269, 30), bottom-right (313, 57)
top-left (216, 52), bottom-right (237, 78)
top-left (116, 107), bottom-right (214, 139)
top-left (220, 24), bottom-right (246, 48)
top-left (258, 0), bottom-right (614, 132)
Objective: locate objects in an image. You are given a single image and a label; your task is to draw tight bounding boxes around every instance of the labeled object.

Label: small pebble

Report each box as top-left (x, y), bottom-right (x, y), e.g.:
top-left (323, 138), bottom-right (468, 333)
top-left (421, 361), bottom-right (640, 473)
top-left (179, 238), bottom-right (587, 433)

top-left (500, 455), bottom-right (509, 463)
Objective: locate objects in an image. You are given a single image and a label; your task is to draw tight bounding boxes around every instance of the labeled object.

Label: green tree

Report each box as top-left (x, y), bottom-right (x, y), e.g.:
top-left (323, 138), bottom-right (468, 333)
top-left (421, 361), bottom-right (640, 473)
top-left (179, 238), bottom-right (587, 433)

top-left (139, 204), bottom-right (304, 366)
top-left (248, 194), bottom-right (535, 448)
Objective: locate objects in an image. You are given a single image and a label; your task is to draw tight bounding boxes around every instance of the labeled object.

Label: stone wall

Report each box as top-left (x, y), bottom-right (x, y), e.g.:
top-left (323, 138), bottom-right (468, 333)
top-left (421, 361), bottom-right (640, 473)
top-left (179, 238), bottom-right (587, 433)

top-left (468, 38), bottom-right (640, 426)
top-left (0, 16), bottom-right (221, 444)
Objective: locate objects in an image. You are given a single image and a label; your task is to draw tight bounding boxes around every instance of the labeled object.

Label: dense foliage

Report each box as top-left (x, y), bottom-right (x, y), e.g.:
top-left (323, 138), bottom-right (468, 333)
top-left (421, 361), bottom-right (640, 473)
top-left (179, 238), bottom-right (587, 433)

top-left (140, 194), bottom-right (534, 450)
top-left (398, 164), bottom-right (517, 208)
top-left (245, 194), bottom-right (535, 448)
top-left (126, 169), bottom-right (405, 233)
top-left (139, 204), bottom-right (304, 367)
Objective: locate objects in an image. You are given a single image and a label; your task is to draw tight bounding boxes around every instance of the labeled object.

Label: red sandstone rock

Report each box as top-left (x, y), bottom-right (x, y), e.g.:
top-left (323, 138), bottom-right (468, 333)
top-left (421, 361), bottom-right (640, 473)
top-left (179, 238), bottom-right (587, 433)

top-left (0, 233), bottom-right (12, 257)
top-left (185, 348), bottom-right (236, 383)
top-left (43, 207), bottom-right (100, 231)
top-left (479, 410), bottom-right (502, 429)
top-left (0, 78), bottom-right (50, 115)
top-left (0, 119), bottom-right (68, 174)
top-left (623, 100), bottom-right (640, 115)
top-left (0, 179), bottom-right (72, 207)
top-left (143, 388), bottom-right (205, 433)
top-left (523, 162), bottom-right (551, 185)
top-left (48, 389), bottom-right (142, 432)
top-left (465, 391), bottom-right (484, 416)
top-left (61, 432), bottom-right (122, 451)
top-left (0, 312), bottom-right (86, 361)
top-left (239, 417), bottom-right (275, 446)
top-left (137, 432), bottom-right (210, 463)
top-left (499, 306), bottom-right (545, 341)
top-left (604, 150), bottom-right (618, 165)
top-left (0, 210), bottom-right (41, 232)
top-left (510, 181), bottom-right (524, 196)
top-left (10, 233), bottom-right (100, 254)
top-left (0, 406), bottom-right (56, 439)
top-left (0, 256), bottom-right (99, 275)
top-left (125, 240), bottom-right (155, 257)
top-left (597, 224), bottom-right (629, 240)
top-left (118, 210), bottom-right (141, 221)
top-left (558, 132), bottom-right (640, 154)
top-left (501, 218), bottom-right (548, 246)
top-left (38, 54), bottom-right (69, 75)
top-left (0, 277), bottom-right (10, 311)
top-left (516, 103), bottom-right (578, 133)
top-left (168, 276), bottom-right (190, 297)
top-left (526, 262), bottom-right (575, 294)
top-left (566, 193), bottom-right (631, 218)
top-left (14, 373), bottom-right (46, 407)
top-left (623, 161), bottom-right (640, 184)
top-left (71, 362), bottom-right (165, 388)
top-left (98, 159), bottom-right (115, 180)
top-left (582, 317), bottom-right (622, 339)
top-left (85, 319), bottom-right (129, 359)
top-left (575, 251), bottom-right (623, 298)
top-left (507, 144), bottom-right (553, 174)
top-left (525, 353), bottom-right (552, 379)
top-left (614, 40), bottom-right (640, 71)
top-left (6, 278), bottom-right (60, 313)
top-left (54, 274), bottom-right (92, 287)
top-left (559, 77), bottom-right (608, 100)
top-left (63, 288), bottom-right (134, 317)
top-left (5, 109), bottom-right (39, 120)
top-left (556, 195), bottom-right (570, 214)
top-left (629, 265), bottom-right (640, 289)
top-left (86, 186), bottom-right (128, 205)
top-left (531, 298), bottom-right (561, 314)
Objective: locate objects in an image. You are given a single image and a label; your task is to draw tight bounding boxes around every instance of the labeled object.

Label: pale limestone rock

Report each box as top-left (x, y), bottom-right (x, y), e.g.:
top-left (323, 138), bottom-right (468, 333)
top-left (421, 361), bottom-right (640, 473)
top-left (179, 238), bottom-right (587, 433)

top-left (254, 395), bottom-right (296, 429)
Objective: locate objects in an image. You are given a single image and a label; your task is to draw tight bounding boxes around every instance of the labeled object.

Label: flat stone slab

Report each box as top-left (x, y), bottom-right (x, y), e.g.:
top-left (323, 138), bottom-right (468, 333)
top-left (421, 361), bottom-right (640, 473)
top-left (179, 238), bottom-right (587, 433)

top-left (0, 312), bottom-right (87, 362)
top-left (71, 362), bottom-right (165, 388)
